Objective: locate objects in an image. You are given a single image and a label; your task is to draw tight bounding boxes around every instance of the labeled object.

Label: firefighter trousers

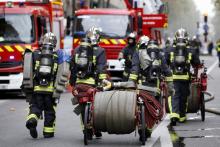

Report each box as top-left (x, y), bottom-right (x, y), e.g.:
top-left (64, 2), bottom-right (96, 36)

top-left (27, 93), bottom-right (56, 135)
top-left (169, 81), bottom-right (190, 120)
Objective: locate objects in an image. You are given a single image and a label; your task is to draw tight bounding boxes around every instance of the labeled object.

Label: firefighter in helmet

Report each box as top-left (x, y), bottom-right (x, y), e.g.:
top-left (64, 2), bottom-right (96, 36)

top-left (190, 35), bottom-right (201, 57)
top-left (216, 39), bottom-right (220, 67)
top-left (70, 27), bottom-right (108, 139)
top-left (168, 28), bottom-right (201, 126)
top-left (26, 32), bottom-right (59, 138)
top-left (118, 32), bottom-right (137, 81)
top-left (129, 36), bottom-right (174, 141)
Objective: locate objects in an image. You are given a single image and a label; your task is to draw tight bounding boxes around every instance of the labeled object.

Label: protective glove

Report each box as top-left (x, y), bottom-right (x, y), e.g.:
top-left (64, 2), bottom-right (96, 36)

top-left (101, 79), bottom-right (112, 91)
top-left (167, 82), bottom-right (175, 96)
top-left (71, 86), bottom-right (79, 105)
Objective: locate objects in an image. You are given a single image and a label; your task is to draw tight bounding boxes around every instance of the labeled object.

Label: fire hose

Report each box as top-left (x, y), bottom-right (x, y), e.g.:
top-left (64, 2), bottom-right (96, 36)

top-left (139, 90), bottom-right (164, 129)
top-left (203, 91), bottom-right (220, 115)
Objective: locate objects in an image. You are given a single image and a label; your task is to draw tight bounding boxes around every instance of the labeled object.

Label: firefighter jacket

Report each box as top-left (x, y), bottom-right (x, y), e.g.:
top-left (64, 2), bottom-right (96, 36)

top-left (70, 45), bottom-right (107, 86)
top-left (129, 50), bottom-right (173, 88)
top-left (33, 49), bottom-right (58, 93)
top-left (120, 45), bottom-right (136, 72)
top-left (168, 45), bottom-right (200, 81)
top-left (216, 41), bottom-right (220, 52)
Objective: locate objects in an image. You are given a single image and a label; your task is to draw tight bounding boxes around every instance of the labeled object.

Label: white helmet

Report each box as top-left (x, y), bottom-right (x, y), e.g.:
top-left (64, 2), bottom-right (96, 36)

top-left (41, 32), bottom-right (57, 47)
top-left (137, 35), bottom-right (150, 49)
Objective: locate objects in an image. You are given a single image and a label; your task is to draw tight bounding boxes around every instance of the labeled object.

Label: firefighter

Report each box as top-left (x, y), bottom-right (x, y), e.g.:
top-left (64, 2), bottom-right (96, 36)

top-left (70, 27), bottom-right (108, 139)
top-left (26, 32), bottom-right (59, 138)
top-left (129, 36), bottom-right (174, 141)
top-left (168, 28), bottom-right (201, 126)
top-left (118, 32), bottom-right (137, 81)
top-left (216, 39), bottom-right (220, 67)
top-left (190, 35), bottom-right (201, 56)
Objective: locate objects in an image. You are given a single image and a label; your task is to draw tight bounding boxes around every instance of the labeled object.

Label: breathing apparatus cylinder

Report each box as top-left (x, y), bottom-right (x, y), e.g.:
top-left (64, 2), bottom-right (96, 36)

top-left (75, 41), bottom-right (93, 79)
top-left (38, 45), bottom-right (54, 86)
top-left (148, 49), bottom-right (161, 80)
top-left (174, 40), bottom-right (188, 74)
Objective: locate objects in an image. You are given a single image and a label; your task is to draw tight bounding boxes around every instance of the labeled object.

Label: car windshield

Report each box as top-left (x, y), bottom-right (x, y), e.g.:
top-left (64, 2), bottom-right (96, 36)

top-left (0, 14), bottom-right (35, 44)
top-left (74, 14), bottom-right (132, 38)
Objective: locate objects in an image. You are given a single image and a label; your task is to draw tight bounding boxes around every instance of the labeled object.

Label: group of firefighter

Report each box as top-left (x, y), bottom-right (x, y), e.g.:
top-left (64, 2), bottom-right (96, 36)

top-left (24, 27), bottom-right (202, 141)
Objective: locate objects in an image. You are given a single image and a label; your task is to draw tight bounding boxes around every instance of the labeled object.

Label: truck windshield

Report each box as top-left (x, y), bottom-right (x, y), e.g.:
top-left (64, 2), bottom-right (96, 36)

top-left (74, 15), bottom-right (132, 38)
top-left (0, 14), bottom-right (34, 44)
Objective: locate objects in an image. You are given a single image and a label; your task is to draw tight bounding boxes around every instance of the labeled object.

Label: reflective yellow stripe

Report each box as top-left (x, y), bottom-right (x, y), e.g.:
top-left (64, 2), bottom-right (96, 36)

top-left (25, 45), bottom-right (32, 50)
top-left (165, 76), bottom-right (173, 82)
top-left (187, 53), bottom-right (192, 63)
top-left (34, 83), bottom-right (54, 92)
top-left (0, 47), bottom-right (3, 52)
top-left (169, 113), bottom-right (180, 119)
top-left (110, 39), bottom-right (118, 45)
top-left (26, 114), bottom-right (38, 121)
top-left (129, 74), bottom-right (138, 80)
top-left (99, 74), bottom-right (107, 79)
top-left (80, 42), bottom-right (90, 46)
top-left (101, 39), bottom-right (110, 45)
top-left (52, 1), bottom-right (63, 5)
top-left (170, 52), bottom-right (174, 62)
top-left (35, 61), bottom-right (40, 70)
top-left (168, 96), bottom-right (172, 113)
top-left (53, 63), bottom-right (58, 71)
top-left (173, 74), bottom-right (189, 80)
top-left (53, 106), bottom-right (57, 111)
top-left (157, 78), bottom-right (160, 88)
top-left (76, 77), bottom-right (95, 85)
top-left (93, 56), bottom-right (96, 64)
top-left (118, 39), bottom-right (126, 45)
top-left (15, 45), bottom-right (24, 52)
top-left (4, 46), bottom-right (14, 52)
top-left (75, 54), bottom-right (79, 63)
top-left (43, 127), bottom-right (55, 133)
top-left (138, 80), bottom-right (142, 84)
top-left (179, 116), bottom-right (186, 122)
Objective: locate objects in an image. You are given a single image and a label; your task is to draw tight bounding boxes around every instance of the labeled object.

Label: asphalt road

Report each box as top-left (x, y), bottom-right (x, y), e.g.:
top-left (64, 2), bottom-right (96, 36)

top-left (0, 55), bottom-right (220, 147)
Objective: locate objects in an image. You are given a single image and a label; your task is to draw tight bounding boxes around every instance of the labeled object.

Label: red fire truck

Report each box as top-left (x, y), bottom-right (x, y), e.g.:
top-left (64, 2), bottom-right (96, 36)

top-left (0, 0), bottom-right (64, 91)
top-left (72, 0), bottom-right (167, 81)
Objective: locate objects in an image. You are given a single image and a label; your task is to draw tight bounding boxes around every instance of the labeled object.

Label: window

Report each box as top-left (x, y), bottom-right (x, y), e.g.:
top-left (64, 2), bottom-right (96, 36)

top-left (0, 14), bottom-right (35, 43)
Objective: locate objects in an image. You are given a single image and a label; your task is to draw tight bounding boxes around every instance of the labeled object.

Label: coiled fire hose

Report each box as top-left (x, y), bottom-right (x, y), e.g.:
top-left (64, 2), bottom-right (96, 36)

top-left (139, 90), bottom-right (164, 128)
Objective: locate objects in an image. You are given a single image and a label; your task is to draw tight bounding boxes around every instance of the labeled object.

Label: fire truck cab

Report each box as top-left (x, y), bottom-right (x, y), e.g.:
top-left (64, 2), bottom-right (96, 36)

top-left (0, 0), bottom-right (64, 91)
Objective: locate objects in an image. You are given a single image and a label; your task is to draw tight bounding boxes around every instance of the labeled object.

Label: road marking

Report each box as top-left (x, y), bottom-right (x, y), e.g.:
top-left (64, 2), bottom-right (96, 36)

top-left (207, 58), bottom-right (218, 74)
top-left (143, 115), bottom-right (173, 147)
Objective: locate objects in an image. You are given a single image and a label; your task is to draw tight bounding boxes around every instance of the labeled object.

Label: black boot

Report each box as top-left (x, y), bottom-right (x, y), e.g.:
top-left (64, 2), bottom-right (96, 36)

top-left (26, 118), bottom-right (38, 139)
top-left (170, 117), bottom-right (178, 126)
top-left (95, 131), bottom-right (102, 139)
top-left (43, 132), bottom-right (54, 138)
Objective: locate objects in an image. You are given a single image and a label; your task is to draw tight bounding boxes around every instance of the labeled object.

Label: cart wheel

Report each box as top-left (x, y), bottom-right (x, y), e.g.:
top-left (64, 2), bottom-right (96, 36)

top-left (84, 103), bottom-right (91, 145)
top-left (200, 93), bottom-right (205, 121)
top-left (140, 104), bottom-right (146, 145)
